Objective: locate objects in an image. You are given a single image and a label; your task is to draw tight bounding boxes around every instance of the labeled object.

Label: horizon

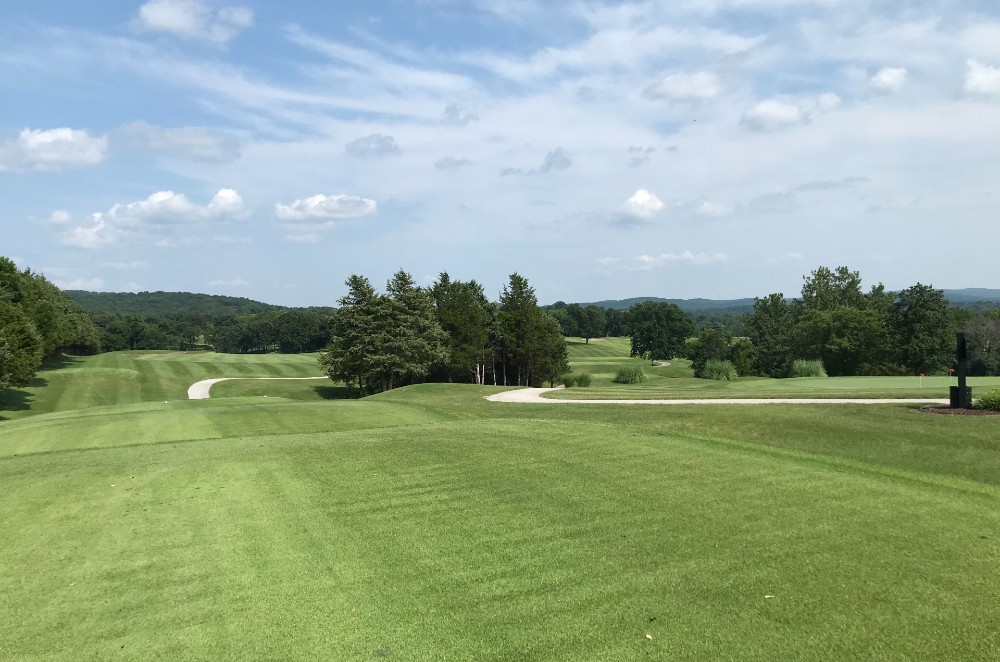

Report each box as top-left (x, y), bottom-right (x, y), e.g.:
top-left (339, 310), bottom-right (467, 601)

top-left (3, 1), bottom-right (1000, 307)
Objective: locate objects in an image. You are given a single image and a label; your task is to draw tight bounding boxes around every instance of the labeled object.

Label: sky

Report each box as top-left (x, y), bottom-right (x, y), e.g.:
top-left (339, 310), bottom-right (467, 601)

top-left (1, 0), bottom-right (999, 307)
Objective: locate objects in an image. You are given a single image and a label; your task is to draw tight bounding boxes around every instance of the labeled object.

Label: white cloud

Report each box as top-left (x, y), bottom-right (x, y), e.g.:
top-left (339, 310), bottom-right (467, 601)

top-left (61, 188), bottom-right (245, 249)
top-left (501, 147), bottom-right (572, 176)
top-left (118, 121), bottom-right (240, 162)
top-left (0, 128), bottom-right (107, 172)
top-left (869, 67), bottom-right (908, 93)
top-left (621, 189), bottom-right (665, 220)
top-left (964, 59), bottom-right (1000, 96)
top-left (275, 194), bottom-right (378, 224)
top-left (104, 189), bottom-right (246, 226)
top-left (123, 282), bottom-right (143, 293)
top-left (741, 100), bottom-right (807, 131)
top-left (441, 103), bottom-right (479, 126)
top-left (740, 94), bottom-right (839, 131)
top-left (643, 71), bottom-right (721, 101)
top-left (133, 0), bottom-right (253, 45)
top-left (344, 134), bottom-right (402, 158)
top-left (631, 251), bottom-right (729, 269)
top-left (695, 201), bottom-right (732, 218)
top-left (62, 216), bottom-right (112, 249)
top-left (48, 210), bottom-right (72, 224)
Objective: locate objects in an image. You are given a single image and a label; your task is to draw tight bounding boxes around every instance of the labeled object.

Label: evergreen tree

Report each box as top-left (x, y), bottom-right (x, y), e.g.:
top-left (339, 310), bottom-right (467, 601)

top-left (743, 293), bottom-right (794, 377)
top-left (432, 273), bottom-right (493, 384)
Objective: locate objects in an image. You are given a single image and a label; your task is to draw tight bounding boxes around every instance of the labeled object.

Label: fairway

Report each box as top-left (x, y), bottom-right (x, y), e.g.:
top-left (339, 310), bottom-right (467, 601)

top-left (2, 351), bottom-right (1000, 660)
top-left (558, 338), bottom-right (1000, 400)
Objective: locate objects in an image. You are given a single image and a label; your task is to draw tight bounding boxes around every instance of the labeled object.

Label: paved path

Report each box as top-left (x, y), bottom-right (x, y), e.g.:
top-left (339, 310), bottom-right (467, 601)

top-left (187, 377), bottom-right (328, 400)
top-left (486, 387), bottom-right (950, 406)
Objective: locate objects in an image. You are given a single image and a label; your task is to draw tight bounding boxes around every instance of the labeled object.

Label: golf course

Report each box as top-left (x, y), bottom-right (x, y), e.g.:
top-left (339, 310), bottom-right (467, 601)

top-left (2, 342), bottom-right (1000, 660)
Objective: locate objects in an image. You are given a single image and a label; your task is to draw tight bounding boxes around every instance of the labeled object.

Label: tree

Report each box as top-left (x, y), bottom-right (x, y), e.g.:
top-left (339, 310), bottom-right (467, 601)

top-left (791, 266), bottom-right (897, 376)
top-left (0, 300), bottom-right (44, 388)
top-left (321, 275), bottom-right (388, 395)
top-left (384, 270), bottom-right (450, 390)
top-left (572, 305), bottom-right (606, 344)
top-left (793, 305), bottom-right (892, 376)
top-left (892, 283), bottom-right (953, 374)
top-left (627, 301), bottom-right (692, 363)
top-left (967, 309), bottom-right (1000, 376)
top-left (497, 273), bottom-right (568, 386)
top-left (743, 293), bottom-right (794, 377)
top-left (690, 327), bottom-right (731, 378)
top-left (728, 337), bottom-right (755, 377)
top-left (800, 266), bottom-right (866, 311)
top-left (432, 273), bottom-right (493, 384)
top-left (321, 272), bottom-right (449, 395)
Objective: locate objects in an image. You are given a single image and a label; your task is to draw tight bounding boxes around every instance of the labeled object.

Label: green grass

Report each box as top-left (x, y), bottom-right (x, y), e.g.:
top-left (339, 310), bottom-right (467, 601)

top-left (0, 351), bottom-right (324, 421)
top-left (558, 337), bottom-right (1000, 399)
top-left (2, 352), bottom-right (1000, 660)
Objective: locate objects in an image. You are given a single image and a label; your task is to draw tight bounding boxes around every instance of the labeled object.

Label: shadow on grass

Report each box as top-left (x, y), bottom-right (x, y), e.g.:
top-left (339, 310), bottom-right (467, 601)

top-left (40, 354), bottom-right (83, 372)
top-left (0, 387), bottom-right (34, 420)
top-left (313, 385), bottom-right (357, 400)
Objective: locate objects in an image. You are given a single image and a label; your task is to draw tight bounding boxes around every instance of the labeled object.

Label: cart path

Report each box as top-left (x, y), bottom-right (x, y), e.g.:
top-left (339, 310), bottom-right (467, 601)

top-left (187, 377), bottom-right (328, 400)
top-left (486, 387), bottom-right (950, 406)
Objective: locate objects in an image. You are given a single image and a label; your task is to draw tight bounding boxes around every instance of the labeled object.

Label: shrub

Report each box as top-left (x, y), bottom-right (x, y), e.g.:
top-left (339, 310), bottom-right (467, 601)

top-left (975, 388), bottom-right (1000, 412)
top-left (613, 364), bottom-right (647, 384)
top-left (702, 359), bottom-right (738, 381)
top-left (562, 374), bottom-right (578, 387)
top-left (790, 359), bottom-right (827, 378)
top-left (575, 372), bottom-right (592, 387)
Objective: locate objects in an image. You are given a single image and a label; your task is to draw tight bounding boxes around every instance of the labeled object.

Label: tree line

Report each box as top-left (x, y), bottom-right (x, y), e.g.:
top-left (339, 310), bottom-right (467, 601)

top-left (696, 266), bottom-right (997, 377)
top-left (321, 271), bottom-right (568, 395)
top-left (0, 257), bottom-right (100, 390)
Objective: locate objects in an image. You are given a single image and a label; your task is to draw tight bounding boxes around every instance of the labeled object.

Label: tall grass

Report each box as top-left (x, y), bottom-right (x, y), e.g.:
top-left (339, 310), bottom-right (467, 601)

top-left (790, 359), bottom-right (827, 378)
top-left (613, 364), bottom-right (647, 384)
top-left (702, 359), bottom-right (738, 381)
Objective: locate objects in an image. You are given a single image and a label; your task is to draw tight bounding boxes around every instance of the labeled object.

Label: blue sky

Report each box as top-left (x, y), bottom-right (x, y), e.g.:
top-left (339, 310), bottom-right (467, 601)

top-left (2, 0), bottom-right (999, 306)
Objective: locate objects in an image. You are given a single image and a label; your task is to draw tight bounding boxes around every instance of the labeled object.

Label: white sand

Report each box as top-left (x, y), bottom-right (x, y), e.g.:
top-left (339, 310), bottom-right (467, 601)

top-left (187, 377), bottom-right (328, 400)
top-left (485, 388), bottom-right (949, 406)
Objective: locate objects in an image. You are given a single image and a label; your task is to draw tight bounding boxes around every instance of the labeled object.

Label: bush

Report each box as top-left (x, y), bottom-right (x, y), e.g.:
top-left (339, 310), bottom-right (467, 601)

top-left (975, 388), bottom-right (1000, 411)
top-left (702, 359), bottom-right (738, 381)
top-left (562, 373), bottom-right (592, 388)
top-left (790, 359), bottom-right (827, 378)
top-left (613, 364), bottom-right (647, 384)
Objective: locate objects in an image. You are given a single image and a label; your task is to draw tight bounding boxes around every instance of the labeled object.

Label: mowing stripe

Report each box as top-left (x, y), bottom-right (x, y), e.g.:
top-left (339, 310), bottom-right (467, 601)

top-left (187, 377), bottom-right (328, 400)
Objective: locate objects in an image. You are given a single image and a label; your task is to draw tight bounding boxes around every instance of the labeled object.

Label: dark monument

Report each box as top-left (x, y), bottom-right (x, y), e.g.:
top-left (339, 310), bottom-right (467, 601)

top-left (950, 332), bottom-right (973, 409)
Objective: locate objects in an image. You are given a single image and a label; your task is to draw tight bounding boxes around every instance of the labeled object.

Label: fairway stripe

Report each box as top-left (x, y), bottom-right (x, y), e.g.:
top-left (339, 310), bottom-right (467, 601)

top-left (487, 388), bottom-right (950, 405)
top-left (187, 377), bottom-right (328, 400)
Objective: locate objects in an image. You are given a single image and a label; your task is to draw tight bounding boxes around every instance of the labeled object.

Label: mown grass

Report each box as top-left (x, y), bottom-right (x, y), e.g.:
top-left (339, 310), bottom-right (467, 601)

top-left (2, 352), bottom-right (1000, 660)
top-left (557, 338), bottom-right (1000, 399)
top-left (0, 351), bottom-right (323, 421)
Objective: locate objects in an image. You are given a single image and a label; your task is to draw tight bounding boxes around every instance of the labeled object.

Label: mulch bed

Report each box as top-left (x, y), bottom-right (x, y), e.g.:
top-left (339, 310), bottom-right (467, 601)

top-left (919, 407), bottom-right (1000, 416)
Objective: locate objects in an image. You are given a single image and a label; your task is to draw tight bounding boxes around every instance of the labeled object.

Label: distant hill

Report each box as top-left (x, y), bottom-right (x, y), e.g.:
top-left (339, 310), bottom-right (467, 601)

top-left (562, 289), bottom-right (1000, 313)
top-left (941, 289), bottom-right (1000, 305)
top-left (570, 297), bottom-right (757, 313)
top-left (66, 291), bottom-right (286, 316)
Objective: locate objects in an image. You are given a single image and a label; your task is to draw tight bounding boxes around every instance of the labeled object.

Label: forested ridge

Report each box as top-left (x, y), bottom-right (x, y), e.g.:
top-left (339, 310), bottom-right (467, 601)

top-left (5, 254), bottom-right (1000, 403)
top-left (0, 257), bottom-right (100, 390)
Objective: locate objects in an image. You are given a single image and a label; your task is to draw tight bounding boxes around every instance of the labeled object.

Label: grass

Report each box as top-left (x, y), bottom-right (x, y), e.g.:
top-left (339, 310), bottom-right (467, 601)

top-left (552, 338), bottom-right (1000, 400)
top-left (2, 350), bottom-right (1000, 660)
